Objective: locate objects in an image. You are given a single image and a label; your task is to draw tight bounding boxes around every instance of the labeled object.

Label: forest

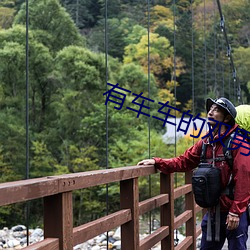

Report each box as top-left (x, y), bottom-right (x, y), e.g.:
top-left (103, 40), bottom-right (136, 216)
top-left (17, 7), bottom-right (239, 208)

top-left (0, 0), bottom-right (249, 228)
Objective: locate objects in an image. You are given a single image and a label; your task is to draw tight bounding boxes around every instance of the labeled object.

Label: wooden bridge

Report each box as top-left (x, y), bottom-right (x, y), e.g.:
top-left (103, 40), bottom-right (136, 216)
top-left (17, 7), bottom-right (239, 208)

top-left (0, 165), bottom-right (203, 250)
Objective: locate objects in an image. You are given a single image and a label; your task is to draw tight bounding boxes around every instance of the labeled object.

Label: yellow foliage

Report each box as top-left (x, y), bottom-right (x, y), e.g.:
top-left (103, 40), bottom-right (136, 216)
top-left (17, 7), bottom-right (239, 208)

top-left (183, 130), bottom-right (206, 141)
top-left (157, 80), bottom-right (181, 107)
top-left (173, 56), bottom-right (186, 77)
top-left (183, 99), bottom-right (193, 112)
top-left (124, 33), bottom-right (173, 76)
top-left (0, 7), bottom-right (14, 29)
top-left (158, 88), bottom-right (175, 103)
top-left (149, 5), bottom-right (174, 32)
top-left (152, 5), bottom-right (173, 19)
top-left (166, 80), bottom-right (179, 91)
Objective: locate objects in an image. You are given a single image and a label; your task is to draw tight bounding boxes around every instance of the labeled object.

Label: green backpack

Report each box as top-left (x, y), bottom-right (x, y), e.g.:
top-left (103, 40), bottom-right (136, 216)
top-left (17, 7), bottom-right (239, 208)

top-left (235, 105), bottom-right (250, 132)
top-left (222, 104), bottom-right (250, 182)
top-left (235, 105), bottom-right (250, 223)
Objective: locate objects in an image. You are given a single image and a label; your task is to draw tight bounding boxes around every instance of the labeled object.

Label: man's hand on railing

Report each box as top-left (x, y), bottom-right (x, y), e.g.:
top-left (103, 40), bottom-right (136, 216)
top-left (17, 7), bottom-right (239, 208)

top-left (137, 159), bottom-right (155, 166)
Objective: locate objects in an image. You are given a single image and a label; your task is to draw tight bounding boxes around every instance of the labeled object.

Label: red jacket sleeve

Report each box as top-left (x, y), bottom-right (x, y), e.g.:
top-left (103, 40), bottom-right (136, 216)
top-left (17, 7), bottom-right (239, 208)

top-left (229, 138), bottom-right (250, 215)
top-left (153, 140), bottom-right (203, 174)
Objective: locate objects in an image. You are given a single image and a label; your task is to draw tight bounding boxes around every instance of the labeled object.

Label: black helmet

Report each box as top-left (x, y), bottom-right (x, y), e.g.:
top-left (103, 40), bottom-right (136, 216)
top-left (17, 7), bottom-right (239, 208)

top-left (206, 97), bottom-right (237, 120)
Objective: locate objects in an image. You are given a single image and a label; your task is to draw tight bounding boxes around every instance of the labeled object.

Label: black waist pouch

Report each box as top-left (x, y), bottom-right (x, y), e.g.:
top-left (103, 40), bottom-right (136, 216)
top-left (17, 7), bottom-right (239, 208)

top-left (192, 163), bottom-right (221, 208)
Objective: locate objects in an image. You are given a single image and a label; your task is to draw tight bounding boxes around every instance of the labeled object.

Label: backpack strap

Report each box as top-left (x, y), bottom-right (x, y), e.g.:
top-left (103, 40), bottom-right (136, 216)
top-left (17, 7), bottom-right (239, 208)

top-left (215, 203), bottom-right (220, 242)
top-left (206, 209), bottom-right (212, 241)
top-left (222, 132), bottom-right (235, 170)
top-left (223, 133), bottom-right (235, 170)
top-left (200, 142), bottom-right (225, 164)
top-left (201, 133), bottom-right (235, 242)
top-left (201, 133), bottom-right (235, 168)
top-left (200, 142), bottom-right (208, 163)
top-left (223, 132), bottom-right (235, 200)
top-left (200, 141), bottom-right (221, 242)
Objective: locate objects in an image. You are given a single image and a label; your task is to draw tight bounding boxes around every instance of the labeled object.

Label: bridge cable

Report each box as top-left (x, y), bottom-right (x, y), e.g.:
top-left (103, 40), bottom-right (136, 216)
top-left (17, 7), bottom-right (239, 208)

top-left (204, 0), bottom-right (207, 98)
top-left (147, 0), bottom-right (152, 234)
top-left (76, 0), bottom-right (79, 27)
top-left (213, 0), bottom-right (217, 97)
top-left (191, 0), bottom-right (195, 114)
top-left (218, 21), bottom-right (225, 97)
top-left (104, 0), bottom-right (110, 248)
top-left (228, 64), bottom-right (231, 100)
top-left (172, 0), bottom-right (177, 186)
top-left (215, 0), bottom-right (242, 104)
top-left (25, 0), bottom-right (30, 245)
top-left (191, 0), bottom-right (195, 144)
top-left (172, 0), bottom-right (179, 245)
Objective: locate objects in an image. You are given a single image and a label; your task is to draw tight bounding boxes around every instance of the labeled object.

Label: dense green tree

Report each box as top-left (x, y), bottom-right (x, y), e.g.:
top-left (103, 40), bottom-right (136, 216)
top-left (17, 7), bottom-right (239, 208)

top-left (222, 0), bottom-right (250, 46)
top-left (86, 17), bottom-right (138, 60)
top-left (124, 31), bottom-right (185, 95)
top-left (51, 46), bottom-right (105, 128)
top-left (117, 63), bottom-right (157, 94)
top-left (98, 0), bottom-right (146, 21)
top-left (61, 0), bottom-right (101, 29)
top-left (234, 46), bottom-right (250, 102)
top-left (124, 25), bottom-right (147, 45)
top-left (0, 26), bottom-right (55, 132)
top-left (0, 24), bottom-right (56, 134)
top-left (30, 141), bottom-right (57, 177)
top-left (0, 38), bottom-right (27, 180)
top-left (0, 112), bottom-right (26, 180)
top-left (14, 0), bottom-right (84, 52)
top-left (0, 0), bottom-right (249, 229)
top-left (0, 42), bottom-right (25, 102)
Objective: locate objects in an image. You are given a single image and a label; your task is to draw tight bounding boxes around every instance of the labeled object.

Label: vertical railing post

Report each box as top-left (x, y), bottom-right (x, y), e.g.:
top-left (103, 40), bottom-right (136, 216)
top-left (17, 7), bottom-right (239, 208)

top-left (120, 178), bottom-right (139, 250)
top-left (44, 192), bottom-right (73, 250)
top-left (160, 173), bottom-right (174, 250)
top-left (185, 171), bottom-right (196, 250)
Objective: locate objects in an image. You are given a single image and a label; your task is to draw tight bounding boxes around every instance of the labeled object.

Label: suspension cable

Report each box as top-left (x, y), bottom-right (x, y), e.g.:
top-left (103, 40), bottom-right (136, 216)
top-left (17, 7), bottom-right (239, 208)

top-left (191, 0), bottom-right (195, 145)
top-left (204, 0), bottom-right (207, 98)
top-left (173, 0), bottom-right (179, 245)
top-left (228, 64), bottom-right (231, 100)
top-left (104, 0), bottom-right (109, 248)
top-left (213, 0), bottom-right (217, 96)
top-left (173, 0), bottom-right (177, 164)
top-left (147, 0), bottom-right (152, 234)
top-left (25, 0), bottom-right (30, 245)
top-left (218, 27), bottom-right (225, 96)
top-left (216, 0), bottom-right (242, 104)
top-left (76, 0), bottom-right (79, 27)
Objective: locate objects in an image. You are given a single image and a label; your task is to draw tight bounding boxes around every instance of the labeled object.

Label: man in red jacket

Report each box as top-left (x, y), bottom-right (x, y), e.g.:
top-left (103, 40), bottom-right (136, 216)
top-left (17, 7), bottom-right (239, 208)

top-left (138, 97), bottom-right (250, 250)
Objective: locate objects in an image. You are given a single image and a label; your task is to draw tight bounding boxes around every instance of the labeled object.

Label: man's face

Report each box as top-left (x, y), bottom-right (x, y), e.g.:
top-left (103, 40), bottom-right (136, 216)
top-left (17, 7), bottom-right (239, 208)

top-left (207, 104), bottom-right (226, 126)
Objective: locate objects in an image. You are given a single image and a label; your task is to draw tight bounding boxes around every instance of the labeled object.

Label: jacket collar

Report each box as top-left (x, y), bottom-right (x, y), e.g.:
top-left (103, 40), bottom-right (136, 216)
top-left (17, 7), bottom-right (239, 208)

top-left (203, 123), bottom-right (238, 144)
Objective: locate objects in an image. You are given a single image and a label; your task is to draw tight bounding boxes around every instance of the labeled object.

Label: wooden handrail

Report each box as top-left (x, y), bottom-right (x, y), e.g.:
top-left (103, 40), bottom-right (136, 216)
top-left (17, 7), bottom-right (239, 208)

top-left (0, 165), bottom-right (155, 206)
top-left (0, 165), bottom-right (203, 250)
top-left (73, 209), bottom-right (132, 245)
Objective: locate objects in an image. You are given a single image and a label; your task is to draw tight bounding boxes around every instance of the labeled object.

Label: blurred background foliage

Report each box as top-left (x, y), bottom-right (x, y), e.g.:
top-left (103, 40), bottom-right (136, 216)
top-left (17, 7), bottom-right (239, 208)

top-left (0, 0), bottom-right (249, 227)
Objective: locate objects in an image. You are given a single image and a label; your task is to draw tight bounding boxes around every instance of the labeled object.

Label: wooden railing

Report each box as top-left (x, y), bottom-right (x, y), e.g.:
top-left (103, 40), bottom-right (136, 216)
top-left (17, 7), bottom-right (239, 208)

top-left (0, 165), bottom-right (203, 250)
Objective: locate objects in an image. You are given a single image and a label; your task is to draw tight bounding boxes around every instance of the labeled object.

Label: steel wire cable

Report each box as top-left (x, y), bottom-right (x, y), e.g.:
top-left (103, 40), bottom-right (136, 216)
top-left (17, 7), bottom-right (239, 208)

top-left (216, 0), bottom-right (242, 104)
top-left (191, 0), bottom-right (195, 145)
top-left (105, 0), bottom-right (109, 248)
top-left (172, 0), bottom-right (179, 245)
top-left (204, 0), bottom-right (207, 98)
top-left (213, 0), bottom-right (217, 96)
top-left (147, 0), bottom-right (152, 234)
top-left (25, 0), bottom-right (30, 245)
